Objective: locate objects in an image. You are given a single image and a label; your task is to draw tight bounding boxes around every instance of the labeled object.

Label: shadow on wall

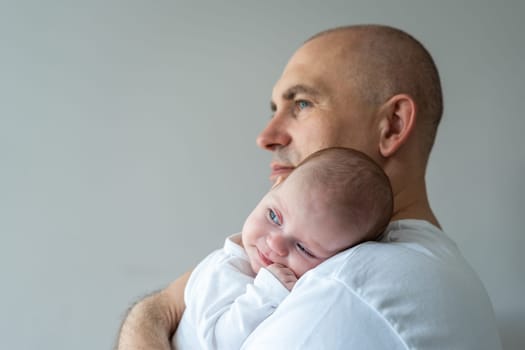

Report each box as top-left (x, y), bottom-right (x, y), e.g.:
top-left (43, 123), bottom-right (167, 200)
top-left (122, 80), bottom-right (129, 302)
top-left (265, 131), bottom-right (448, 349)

top-left (499, 311), bottom-right (525, 350)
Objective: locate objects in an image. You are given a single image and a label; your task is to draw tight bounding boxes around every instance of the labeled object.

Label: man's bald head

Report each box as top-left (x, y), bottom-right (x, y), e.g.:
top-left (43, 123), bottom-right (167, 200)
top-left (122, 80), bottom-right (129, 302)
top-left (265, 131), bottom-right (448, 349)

top-left (307, 25), bottom-right (443, 157)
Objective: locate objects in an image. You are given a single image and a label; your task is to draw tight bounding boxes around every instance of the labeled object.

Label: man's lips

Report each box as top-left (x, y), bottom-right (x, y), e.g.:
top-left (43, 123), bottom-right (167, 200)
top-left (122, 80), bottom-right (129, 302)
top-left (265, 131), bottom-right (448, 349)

top-left (270, 163), bottom-right (294, 180)
top-left (257, 248), bottom-right (273, 266)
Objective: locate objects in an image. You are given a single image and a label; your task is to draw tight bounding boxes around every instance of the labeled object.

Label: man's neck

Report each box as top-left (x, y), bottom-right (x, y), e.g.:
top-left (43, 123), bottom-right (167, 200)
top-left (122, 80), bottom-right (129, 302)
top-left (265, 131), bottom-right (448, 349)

top-left (391, 178), bottom-right (441, 229)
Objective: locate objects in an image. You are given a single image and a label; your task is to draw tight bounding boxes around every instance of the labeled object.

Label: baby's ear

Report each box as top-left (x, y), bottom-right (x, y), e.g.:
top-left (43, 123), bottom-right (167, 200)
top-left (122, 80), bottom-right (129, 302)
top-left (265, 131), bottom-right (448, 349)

top-left (271, 176), bottom-right (284, 189)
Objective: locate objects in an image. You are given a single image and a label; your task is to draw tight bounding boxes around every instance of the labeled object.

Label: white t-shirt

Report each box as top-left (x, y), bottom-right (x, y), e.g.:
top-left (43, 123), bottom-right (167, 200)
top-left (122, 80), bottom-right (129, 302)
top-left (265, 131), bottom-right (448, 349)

top-left (241, 219), bottom-right (502, 349)
top-left (172, 235), bottom-right (289, 350)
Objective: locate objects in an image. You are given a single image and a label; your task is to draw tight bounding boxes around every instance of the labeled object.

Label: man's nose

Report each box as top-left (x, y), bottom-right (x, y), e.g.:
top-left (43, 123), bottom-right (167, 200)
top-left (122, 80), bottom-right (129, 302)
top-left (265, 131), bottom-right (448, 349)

top-left (256, 114), bottom-right (292, 151)
top-left (266, 232), bottom-right (288, 257)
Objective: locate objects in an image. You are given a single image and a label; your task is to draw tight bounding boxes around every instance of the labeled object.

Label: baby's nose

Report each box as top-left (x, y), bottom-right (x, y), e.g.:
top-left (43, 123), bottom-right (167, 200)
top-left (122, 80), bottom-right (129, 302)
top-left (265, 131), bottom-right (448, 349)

top-left (266, 233), bottom-right (288, 257)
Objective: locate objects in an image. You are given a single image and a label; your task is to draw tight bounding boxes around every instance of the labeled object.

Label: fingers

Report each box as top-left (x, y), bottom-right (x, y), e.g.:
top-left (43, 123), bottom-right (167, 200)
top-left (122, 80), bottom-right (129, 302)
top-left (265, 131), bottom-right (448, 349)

top-left (266, 263), bottom-right (298, 291)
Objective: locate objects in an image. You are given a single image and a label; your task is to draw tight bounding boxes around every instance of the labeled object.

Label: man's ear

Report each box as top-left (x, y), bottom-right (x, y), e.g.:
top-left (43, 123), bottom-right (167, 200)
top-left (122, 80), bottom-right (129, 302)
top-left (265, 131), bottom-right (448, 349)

top-left (378, 94), bottom-right (416, 157)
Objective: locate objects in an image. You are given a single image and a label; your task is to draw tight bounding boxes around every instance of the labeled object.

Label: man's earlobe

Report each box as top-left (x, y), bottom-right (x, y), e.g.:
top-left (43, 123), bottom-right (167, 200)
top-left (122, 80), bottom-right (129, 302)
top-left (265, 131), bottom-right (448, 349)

top-left (379, 94), bottom-right (416, 157)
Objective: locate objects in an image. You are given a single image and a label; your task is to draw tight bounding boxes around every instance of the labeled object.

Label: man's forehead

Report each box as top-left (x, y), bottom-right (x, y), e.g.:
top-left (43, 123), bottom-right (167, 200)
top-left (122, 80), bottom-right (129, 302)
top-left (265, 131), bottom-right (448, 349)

top-left (271, 62), bottom-right (329, 102)
top-left (271, 39), bottom-right (351, 102)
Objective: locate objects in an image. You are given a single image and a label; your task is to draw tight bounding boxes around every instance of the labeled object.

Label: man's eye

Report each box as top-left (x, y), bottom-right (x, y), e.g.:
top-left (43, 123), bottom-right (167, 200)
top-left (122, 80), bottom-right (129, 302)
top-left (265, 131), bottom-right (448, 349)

top-left (268, 209), bottom-right (281, 225)
top-left (296, 242), bottom-right (315, 258)
top-left (296, 100), bottom-right (311, 110)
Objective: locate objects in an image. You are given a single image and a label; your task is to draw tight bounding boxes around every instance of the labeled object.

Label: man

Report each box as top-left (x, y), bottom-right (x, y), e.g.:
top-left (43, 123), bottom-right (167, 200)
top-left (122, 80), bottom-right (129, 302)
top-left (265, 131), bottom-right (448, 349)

top-left (117, 25), bottom-right (501, 349)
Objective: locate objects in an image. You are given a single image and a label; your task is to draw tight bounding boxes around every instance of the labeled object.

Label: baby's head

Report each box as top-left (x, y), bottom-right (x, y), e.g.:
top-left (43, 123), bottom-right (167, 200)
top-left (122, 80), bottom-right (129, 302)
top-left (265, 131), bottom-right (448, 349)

top-left (242, 147), bottom-right (393, 277)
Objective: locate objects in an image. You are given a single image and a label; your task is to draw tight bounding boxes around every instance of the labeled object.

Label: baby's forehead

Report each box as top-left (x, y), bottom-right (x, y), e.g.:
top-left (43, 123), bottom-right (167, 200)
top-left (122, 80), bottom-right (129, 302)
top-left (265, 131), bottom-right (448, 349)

top-left (275, 171), bottom-right (314, 198)
top-left (286, 160), bottom-right (320, 184)
top-left (286, 165), bottom-right (353, 214)
top-left (280, 175), bottom-right (337, 210)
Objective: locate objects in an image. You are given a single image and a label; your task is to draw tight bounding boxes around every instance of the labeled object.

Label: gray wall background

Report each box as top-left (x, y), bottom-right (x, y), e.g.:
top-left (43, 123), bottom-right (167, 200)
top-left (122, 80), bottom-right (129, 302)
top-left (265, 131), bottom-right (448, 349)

top-left (1, 1), bottom-right (523, 349)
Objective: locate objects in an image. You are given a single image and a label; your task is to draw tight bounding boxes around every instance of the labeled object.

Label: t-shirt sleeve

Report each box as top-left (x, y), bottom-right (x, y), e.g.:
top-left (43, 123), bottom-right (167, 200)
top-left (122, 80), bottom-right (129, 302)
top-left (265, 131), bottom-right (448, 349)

top-left (185, 253), bottom-right (289, 350)
top-left (240, 275), bottom-right (407, 350)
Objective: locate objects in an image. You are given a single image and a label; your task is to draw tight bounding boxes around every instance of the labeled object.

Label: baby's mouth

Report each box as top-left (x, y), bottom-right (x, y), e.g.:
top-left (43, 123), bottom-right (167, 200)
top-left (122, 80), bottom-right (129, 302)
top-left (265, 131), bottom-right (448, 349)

top-left (257, 248), bottom-right (273, 266)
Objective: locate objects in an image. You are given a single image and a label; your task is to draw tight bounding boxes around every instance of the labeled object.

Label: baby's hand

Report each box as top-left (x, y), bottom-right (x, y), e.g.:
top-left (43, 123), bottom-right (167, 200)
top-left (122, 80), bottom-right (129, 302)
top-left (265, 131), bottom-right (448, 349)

top-left (265, 263), bottom-right (297, 291)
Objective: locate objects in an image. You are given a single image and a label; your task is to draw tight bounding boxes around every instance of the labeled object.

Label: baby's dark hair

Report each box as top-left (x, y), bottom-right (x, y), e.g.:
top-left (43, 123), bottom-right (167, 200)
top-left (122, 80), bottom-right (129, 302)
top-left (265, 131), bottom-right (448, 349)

top-left (294, 147), bottom-right (393, 243)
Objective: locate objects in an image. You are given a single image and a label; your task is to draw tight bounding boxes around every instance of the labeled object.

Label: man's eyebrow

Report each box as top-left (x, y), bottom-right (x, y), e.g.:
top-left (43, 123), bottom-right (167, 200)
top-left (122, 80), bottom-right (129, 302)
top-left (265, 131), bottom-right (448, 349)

top-left (282, 84), bottom-right (321, 100)
top-left (270, 84), bottom-right (321, 112)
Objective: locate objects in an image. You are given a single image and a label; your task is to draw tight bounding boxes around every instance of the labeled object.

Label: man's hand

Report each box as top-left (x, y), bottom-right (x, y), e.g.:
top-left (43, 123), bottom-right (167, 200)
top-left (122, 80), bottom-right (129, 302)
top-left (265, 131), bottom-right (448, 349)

top-left (265, 263), bottom-right (297, 291)
top-left (116, 270), bottom-right (191, 350)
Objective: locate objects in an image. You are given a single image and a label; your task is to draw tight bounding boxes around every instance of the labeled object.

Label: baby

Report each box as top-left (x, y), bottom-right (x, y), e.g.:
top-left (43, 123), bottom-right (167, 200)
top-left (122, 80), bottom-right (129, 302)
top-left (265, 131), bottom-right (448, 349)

top-left (173, 147), bottom-right (393, 349)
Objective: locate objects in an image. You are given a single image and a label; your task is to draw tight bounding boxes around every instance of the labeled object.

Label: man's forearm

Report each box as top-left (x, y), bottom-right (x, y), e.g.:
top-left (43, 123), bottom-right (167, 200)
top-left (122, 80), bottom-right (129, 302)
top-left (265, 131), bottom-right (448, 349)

top-left (116, 270), bottom-right (191, 350)
top-left (116, 290), bottom-right (174, 350)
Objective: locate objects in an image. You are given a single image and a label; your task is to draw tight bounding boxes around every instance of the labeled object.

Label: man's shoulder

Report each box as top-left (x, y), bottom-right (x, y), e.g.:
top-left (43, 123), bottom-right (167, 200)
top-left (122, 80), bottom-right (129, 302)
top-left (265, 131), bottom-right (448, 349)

top-left (310, 220), bottom-right (456, 275)
top-left (308, 219), bottom-right (484, 299)
top-left (287, 219), bottom-right (501, 349)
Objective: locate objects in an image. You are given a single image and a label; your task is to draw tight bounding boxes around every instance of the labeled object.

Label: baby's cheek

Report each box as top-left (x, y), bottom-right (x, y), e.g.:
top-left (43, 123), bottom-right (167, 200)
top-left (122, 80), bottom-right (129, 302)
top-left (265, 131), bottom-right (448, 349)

top-left (249, 258), bottom-right (261, 275)
top-left (295, 260), bottom-right (321, 278)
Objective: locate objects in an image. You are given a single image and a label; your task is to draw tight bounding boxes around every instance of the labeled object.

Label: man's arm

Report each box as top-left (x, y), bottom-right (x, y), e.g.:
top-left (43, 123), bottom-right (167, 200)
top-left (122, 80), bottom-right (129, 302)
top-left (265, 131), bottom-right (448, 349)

top-left (116, 270), bottom-right (191, 350)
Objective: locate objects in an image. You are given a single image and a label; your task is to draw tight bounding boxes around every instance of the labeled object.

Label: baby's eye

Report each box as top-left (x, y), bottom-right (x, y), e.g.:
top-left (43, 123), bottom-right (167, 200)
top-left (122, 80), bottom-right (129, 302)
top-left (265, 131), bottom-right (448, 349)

top-left (296, 242), bottom-right (315, 258)
top-left (268, 209), bottom-right (281, 225)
